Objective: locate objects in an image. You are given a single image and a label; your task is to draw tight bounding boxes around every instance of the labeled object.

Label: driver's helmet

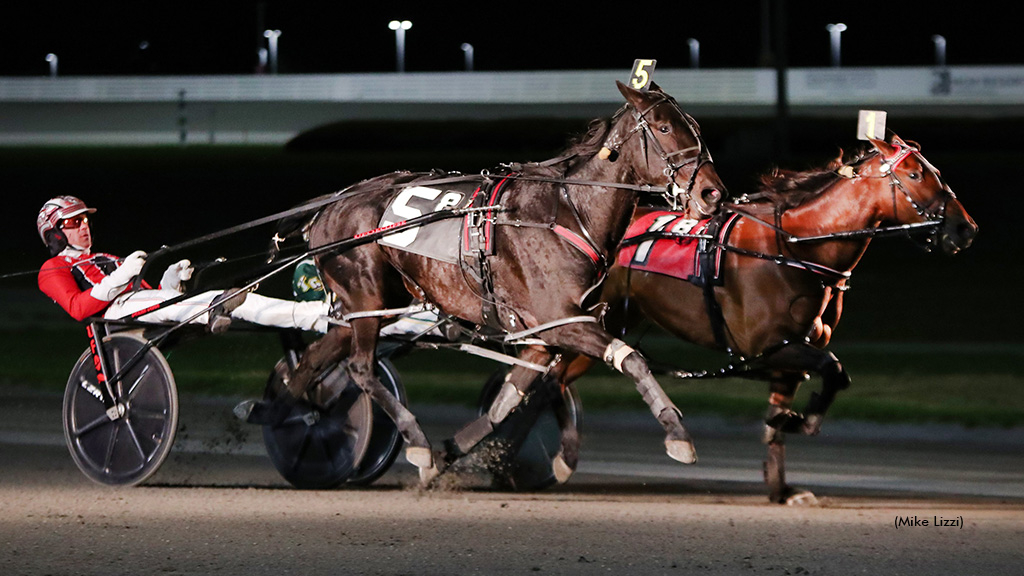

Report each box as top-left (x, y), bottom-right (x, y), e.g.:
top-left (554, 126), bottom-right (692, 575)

top-left (37, 195), bottom-right (96, 246)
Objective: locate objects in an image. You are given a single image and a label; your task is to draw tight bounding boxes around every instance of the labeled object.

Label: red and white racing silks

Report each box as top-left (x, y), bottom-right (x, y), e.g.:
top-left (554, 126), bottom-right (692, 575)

top-left (37, 248), bottom-right (135, 321)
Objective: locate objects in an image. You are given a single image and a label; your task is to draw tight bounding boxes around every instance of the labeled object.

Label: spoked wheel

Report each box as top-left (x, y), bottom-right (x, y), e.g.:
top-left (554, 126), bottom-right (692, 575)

top-left (477, 369), bottom-right (583, 491)
top-left (347, 357), bottom-right (407, 486)
top-left (261, 358), bottom-right (374, 489)
top-left (63, 332), bottom-right (178, 486)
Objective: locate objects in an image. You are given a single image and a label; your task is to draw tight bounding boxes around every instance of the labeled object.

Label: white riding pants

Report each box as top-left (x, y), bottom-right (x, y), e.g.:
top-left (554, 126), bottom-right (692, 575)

top-left (105, 289), bottom-right (330, 333)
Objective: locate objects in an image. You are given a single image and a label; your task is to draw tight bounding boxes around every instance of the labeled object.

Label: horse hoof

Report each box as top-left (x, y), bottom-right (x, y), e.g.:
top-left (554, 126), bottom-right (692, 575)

top-left (405, 446), bottom-right (434, 469)
top-left (785, 490), bottom-right (819, 506)
top-left (552, 453), bottom-right (575, 484)
top-left (665, 438), bottom-right (697, 464)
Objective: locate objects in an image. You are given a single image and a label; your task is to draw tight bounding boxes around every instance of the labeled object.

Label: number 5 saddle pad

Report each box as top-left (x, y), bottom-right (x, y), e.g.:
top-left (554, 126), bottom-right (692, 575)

top-left (377, 175), bottom-right (512, 263)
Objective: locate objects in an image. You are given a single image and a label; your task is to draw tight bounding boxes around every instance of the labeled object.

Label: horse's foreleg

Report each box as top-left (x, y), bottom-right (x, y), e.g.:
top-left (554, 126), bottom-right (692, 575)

top-left (762, 343), bottom-right (851, 436)
top-left (612, 340), bottom-right (697, 464)
top-left (801, 352), bottom-right (850, 435)
top-left (548, 326), bottom-right (696, 465)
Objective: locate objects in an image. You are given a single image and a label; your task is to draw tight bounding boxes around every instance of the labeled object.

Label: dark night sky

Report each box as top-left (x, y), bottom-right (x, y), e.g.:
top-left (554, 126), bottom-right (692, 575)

top-left (1, 2), bottom-right (1020, 77)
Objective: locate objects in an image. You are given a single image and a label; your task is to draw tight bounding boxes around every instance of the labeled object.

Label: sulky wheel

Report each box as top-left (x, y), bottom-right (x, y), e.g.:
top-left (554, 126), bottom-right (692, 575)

top-left (261, 358), bottom-right (373, 489)
top-left (346, 357), bottom-right (407, 486)
top-left (63, 332), bottom-right (178, 487)
top-left (477, 369), bottom-right (583, 491)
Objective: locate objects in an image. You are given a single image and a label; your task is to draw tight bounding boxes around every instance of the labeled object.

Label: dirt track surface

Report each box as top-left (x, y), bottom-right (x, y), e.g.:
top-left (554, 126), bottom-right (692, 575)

top-left (2, 387), bottom-right (1023, 575)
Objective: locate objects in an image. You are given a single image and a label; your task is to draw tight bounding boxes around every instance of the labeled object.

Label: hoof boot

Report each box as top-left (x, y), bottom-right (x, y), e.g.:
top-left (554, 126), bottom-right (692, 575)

top-left (665, 438), bottom-right (697, 464)
top-left (405, 446), bottom-right (434, 469)
top-left (552, 453), bottom-right (575, 484)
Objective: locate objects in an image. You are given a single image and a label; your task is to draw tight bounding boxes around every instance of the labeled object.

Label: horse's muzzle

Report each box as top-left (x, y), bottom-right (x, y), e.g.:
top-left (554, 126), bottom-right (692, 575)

top-left (941, 220), bottom-right (978, 254)
top-left (692, 187), bottom-right (723, 218)
top-left (940, 200), bottom-right (978, 255)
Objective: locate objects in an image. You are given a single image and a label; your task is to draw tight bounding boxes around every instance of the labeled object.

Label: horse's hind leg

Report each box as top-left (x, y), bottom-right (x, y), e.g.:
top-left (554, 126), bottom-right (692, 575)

top-left (285, 325), bottom-right (351, 399)
top-left (346, 317), bottom-right (435, 475)
top-left (234, 325), bottom-right (352, 424)
top-left (446, 347), bottom-right (552, 457)
top-left (491, 349), bottom-right (584, 482)
top-left (546, 323), bottom-right (697, 464)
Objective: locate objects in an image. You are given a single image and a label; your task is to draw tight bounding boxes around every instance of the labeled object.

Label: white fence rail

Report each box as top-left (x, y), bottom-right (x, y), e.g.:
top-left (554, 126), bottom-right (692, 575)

top-left (1, 66), bottom-right (1021, 145)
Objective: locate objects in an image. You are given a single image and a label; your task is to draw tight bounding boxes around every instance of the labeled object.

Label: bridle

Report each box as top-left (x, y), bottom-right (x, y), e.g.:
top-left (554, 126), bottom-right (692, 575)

top-left (836, 141), bottom-right (953, 249)
top-left (602, 93), bottom-right (717, 214)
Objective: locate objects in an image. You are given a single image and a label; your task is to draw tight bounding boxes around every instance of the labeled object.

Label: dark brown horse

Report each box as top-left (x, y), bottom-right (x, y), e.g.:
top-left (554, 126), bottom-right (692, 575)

top-left (270, 82), bottom-right (727, 481)
top-left (558, 134), bottom-right (978, 503)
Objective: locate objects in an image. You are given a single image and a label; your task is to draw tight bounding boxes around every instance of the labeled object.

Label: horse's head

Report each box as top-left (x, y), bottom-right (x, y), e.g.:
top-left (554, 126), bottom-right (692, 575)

top-left (599, 81), bottom-right (726, 219)
top-left (866, 135), bottom-right (978, 254)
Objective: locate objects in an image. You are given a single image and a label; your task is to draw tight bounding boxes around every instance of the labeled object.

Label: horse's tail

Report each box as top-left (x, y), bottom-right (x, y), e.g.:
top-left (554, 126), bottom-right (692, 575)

top-left (266, 192), bottom-right (336, 262)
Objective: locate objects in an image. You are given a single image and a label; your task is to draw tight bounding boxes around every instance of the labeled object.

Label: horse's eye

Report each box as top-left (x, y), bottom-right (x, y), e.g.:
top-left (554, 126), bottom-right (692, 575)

top-left (907, 171), bottom-right (920, 180)
top-left (659, 125), bottom-right (671, 134)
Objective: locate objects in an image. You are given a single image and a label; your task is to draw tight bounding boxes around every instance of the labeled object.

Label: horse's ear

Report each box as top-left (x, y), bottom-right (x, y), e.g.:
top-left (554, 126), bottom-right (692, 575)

top-left (616, 80), bottom-right (637, 100)
top-left (616, 80), bottom-right (651, 108)
top-left (648, 81), bottom-right (663, 93)
top-left (890, 133), bottom-right (908, 148)
top-left (869, 137), bottom-right (896, 157)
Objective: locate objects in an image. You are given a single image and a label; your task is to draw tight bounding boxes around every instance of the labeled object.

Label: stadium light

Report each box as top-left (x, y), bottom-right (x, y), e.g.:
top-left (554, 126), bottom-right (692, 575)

top-left (932, 35), bottom-right (947, 67)
top-left (46, 53), bottom-right (58, 78)
top-left (258, 48), bottom-right (268, 74)
top-left (461, 43), bottom-right (474, 71)
top-left (687, 38), bottom-right (700, 69)
top-left (263, 29), bottom-right (281, 74)
top-left (826, 23), bottom-right (847, 67)
top-left (389, 20), bottom-right (412, 72)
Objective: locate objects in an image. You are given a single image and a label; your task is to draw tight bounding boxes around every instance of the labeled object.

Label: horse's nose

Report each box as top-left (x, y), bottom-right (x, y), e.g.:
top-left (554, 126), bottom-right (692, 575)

top-left (942, 218), bottom-right (978, 254)
top-left (956, 220), bottom-right (978, 248)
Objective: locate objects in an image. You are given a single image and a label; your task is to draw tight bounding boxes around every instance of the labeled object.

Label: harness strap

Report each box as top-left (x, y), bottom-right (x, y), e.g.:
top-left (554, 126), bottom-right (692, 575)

top-left (695, 214), bottom-right (733, 351)
top-left (341, 303), bottom-right (428, 322)
top-left (502, 315), bottom-right (599, 343)
top-left (552, 225), bottom-right (601, 264)
top-left (506, 220), bottom-right (603, 266)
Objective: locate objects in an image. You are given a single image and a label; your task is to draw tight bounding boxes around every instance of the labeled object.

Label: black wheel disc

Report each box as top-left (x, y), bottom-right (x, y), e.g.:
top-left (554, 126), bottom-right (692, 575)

top-left (477, 369), bottom-right (583, 491)
top-left (63, 332), bottom-right (178, 486)
top-left (261, 360), bottom-right (372, 489)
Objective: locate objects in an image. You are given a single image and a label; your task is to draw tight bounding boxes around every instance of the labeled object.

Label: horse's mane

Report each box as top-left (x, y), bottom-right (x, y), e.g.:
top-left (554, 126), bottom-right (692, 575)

top-left (754, 145), bottom-right (873, 210)
top-left (564, 117), bottom-right (614, 162)
top-left (521, 116), bottom-right (614, 178)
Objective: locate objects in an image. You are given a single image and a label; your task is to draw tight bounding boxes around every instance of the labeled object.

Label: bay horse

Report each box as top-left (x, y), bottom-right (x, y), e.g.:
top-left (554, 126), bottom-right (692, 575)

top-left (266, 82), bottom-right (727, 481)
top-left (557, 134), bottom-right (978, 503)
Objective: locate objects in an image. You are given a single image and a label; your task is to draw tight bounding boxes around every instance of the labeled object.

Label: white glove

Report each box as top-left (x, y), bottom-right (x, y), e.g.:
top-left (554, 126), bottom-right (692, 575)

top-left (90, 250), bottom-right (147, 301)
top-left (160, 259), bottom-right (194, 293)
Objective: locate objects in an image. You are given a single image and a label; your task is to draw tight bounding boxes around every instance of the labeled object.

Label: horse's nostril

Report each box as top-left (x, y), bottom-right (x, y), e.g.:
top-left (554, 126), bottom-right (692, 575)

top-left (961, 223), bottom-right (978, 240)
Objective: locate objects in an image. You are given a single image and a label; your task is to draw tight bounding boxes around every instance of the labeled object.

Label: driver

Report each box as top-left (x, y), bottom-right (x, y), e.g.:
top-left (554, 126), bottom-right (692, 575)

top-left (36, 196), bottom-right (330, 333)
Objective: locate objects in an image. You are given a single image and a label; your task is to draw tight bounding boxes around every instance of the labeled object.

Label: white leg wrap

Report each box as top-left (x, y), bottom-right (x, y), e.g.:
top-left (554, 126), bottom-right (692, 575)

top-left (603, 339), bottom-right (635, 373)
